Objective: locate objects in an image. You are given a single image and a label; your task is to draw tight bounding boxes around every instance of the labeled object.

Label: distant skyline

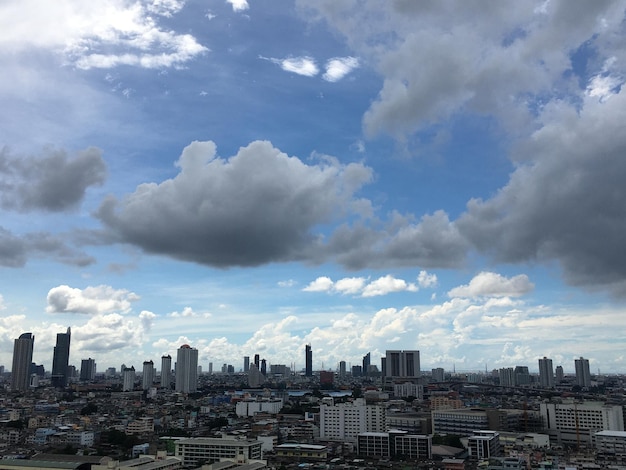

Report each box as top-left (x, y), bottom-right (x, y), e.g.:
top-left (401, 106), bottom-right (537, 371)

top-left (2, 1), bottom-right (626, 373)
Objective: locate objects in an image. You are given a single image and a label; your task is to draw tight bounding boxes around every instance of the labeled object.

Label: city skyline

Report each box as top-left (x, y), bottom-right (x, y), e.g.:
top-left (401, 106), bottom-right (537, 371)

top-left (2, 2), bottom-right (626, 373)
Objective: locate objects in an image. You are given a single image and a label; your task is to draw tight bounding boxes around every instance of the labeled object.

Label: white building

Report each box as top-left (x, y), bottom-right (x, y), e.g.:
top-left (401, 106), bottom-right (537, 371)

top-left (540, 401), bottom-right (624, 446)
top-left (161, 355), bottom-right (172, 388)
top-left (123, 366), bottom-right (136, 391)
top-left (176, 344), bottom-right (199, 393)
top-left (235, 399), bottom-right (284, 417)
top-left (174, 437), bottom-right (263, 467)
top-left (319, 398), bottom-right (386, 442)
top-left (538, 357), bottom-right (554, 388)
top-left (393, 382), bottom-right (423, 399)
top-left (143, 360), bottom-right (155, 390)
top-left (467, 430), bottom-right (501, 460)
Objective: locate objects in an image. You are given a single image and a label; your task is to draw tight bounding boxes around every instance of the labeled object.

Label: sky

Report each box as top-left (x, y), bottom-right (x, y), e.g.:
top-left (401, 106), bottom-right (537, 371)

top-left (1, 0), bottom-right (626, 376)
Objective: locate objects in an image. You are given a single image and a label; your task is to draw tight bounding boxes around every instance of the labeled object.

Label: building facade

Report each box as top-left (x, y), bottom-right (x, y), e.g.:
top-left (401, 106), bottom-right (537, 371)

top-left (161, 354), bottom-right (172, 388)
top-left (174, 437), bottom-right (262, 467)
top-left (51, 327), bottom-right (71, 388)
top-left (538, 357), bottom-right (554, 388)
top-left (575, 357), bottom-right (591, 388)
top-left (176, 344), bottom-right (198, 393)
top-left (11, 332), bottom-right (34, 391)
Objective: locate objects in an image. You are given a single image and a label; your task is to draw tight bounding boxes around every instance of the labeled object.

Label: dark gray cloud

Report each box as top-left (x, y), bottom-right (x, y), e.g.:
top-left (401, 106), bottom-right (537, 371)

top-left (97, 140), bottom-right (375, 267)
top-left (458, 90), bottom-right (626, 294)
top-left (0, 146), bottom-right (106, 212)
top-left (0, 226), bottom-right (94, 268)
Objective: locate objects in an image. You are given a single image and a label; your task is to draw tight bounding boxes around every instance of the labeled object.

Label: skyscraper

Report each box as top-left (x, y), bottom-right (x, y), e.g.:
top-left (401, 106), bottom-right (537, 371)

top-left (123, 366), bottom-right (135, 391)
top-left (175, 344), bottom-right (198, 393)
top-left (339, 361), bottom-right (346, 378)
top-left (161, 355), bottom-right (172, 388)
top-left (244, 356), bottom-right (250, 373)
top-left (143, 360), bottom-right (155, 390)
top-left (575, 357), bottom-right (591, 388)
top-left (11, 333), bottom-right (34, 391)
top-left (538, 357), bottom-right (554, 388)
top-left (51, 327), bottom-right (71, 388)
top-left (305, 344), bottom-right (312, 376)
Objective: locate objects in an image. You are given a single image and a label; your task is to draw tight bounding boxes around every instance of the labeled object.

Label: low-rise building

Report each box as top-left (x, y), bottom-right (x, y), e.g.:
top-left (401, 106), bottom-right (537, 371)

top-left (175, 437), bottom-right (263, 467)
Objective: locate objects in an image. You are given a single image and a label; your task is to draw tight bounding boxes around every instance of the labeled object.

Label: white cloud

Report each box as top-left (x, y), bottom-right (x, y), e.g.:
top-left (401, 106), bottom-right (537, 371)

top-left (323, 56), bottom-right (359, 82)
top-left (169, 306), bottom-right (211, 318)
top-left (0, 294), bottom-right (5, 310)
top-left (334, 277), bottom-right (367, 295)
top-left (362, 275), bottom-right (417, 297)
top-left (226, 0), bottom-right (249, 12)
top-left (586, 74), bottom-right (623, 102)
top-left (417, 270), bottom-right (438, 288)
top-left (46, 285), bottom-right (140, 314)
top-left (139, 310), bottom-right (156, 330)
top-left (0, 0), bottom-right (207, 70)
top-left (270, 56), bottom-right (319, 77)
top-left (278, 279), bottom-right (296, 288)
top-left (303, 276), bottom-right (334, 292)
top-left (448, 272), bottom-right (534, 298)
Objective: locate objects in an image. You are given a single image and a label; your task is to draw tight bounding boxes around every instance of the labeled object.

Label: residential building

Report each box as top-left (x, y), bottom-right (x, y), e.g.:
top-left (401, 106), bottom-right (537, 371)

top-left (123, 366), bottom-right (136, 391)
top-left (51, 327), bottom-right (71, 388)
top-left (499, 368), bottom-right (515, 387)
top-left (538, 357), bottom-right (554, 388)
top-left (176, 344), bottom-right (198, 393)
top-left (339, 360), bottom-right (346, 378)
top-left (174, 437), bottom-right (262, 467)
top-left (161, 354), bottom-right (172, 388)
top-left (80, 358), bottom-right (96, 381)
top-left (467, 430), bottom-right (501, 460)
top-left (143, 360), bottom-right (154, 390)
top-left (244, 356), bottom-right (250, 373)
top-left (357, 431), bottom-right (431, 459)
top-left (431, 367), bottom-right (445, 382)
top-left (236, 398), bottom-right (284, 417)
top-left (575, 357), bottom-right (591, 388)
top-left (319, 398), bottom-right (386, 442)
top-left (11, 332), bottom-right (34, 391)
top-left (363, 352), bottom-right (371, 377)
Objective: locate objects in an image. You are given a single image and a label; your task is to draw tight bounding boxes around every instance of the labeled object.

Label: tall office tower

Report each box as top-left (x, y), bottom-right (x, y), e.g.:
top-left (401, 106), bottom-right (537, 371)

top-left (538, 357), bottom-right (554, 388)
top-left (11, 333), bottom-right (34, 391)
top-left (254, 354), bottom-right (260, 369)
top-left (575, 357), bottom-right (591, 387)
top-left (175, 344), bottom-right (198, 393)
top-left (339, 361), bottom-right (346, 378)
top-left (385, 350), bottom-right (421, 379)
top-left (51, 327), bottom-right (71, 388)
top-left (244, 356), bottom-right (250, 373)
top-left (305, 344), bottom-right (313, 376)
top-left (142, 360), bottom-right (155, 390)
top-left (248, 363), bottom-right (262, 387)
top-left (362, 352), bottom-right (371, 377)
top-left (260, 358), bottom-right (267, 376)
top-left (432, 367), bottom-right (445, 382)
top-left (514, 366), bottom-right (530, 385)
top-left (208, 362), bottom-right (213, 374)
top-left (555, 365), bottom-right (564, 384)
top-left (80, 358), bottom-right (96, 381)
top-left (161, 355), bottom-right (172, 388)
top-left (123, 366), bottom-right (135, 391)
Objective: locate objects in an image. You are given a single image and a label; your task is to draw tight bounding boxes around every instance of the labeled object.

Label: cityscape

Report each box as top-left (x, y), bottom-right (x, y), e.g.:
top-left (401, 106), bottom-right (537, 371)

top-left (1, 328), bottom-right (626, 469)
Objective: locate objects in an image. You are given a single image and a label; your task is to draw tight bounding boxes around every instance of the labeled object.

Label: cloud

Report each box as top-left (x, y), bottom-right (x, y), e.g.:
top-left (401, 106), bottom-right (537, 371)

top-left (46, 285), bottom-right (140, 315)
top-left (97, 140), bottom-right (374, 268)
top-left (417, 270), bottom-right (438, 288)
top-left (297, 1), bottom-right (626, 138)
top-left (0, 0), bottom-right (207, 69)
top-left (278, 279), bottom-right (297, 288)
top-left (0, 294), bottom-right (4, 310)
top-left (268, 56), bottom-right (319, 77)
top-left (169, 307), bottom-right (211, 318)
top-left (72, 312), bottom-right (151, 355)
top-left (457, 88), bottom-right (626, 295)
top-left (0, 228), bottom-right (95, 268)
top-left (303, 274), bottom-right (422, 297)
top-left (448, 272), bottom-right (534, 299)
top-left (362, 275), bottom-right (417, 297)
top-left (226, 0), bottom-right (249, 12)
top-left (139, 310), bottom-right (156, 330)
top-left (0, 147), bottom-right (106, 212)
top-left (322, 56), bottom-right (359, 82)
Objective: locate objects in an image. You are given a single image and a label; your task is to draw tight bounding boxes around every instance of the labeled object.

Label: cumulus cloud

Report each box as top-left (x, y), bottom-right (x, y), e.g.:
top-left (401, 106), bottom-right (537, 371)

top-left (139, 310), bottom-right (156, 330)
top-left (72, 312), bottom-right (150, 355)
top-left (322, 56), bottom-right (359, 82)
top-left (448, 272), bottom-right (534, 298)
top-left (97, 140), bottom-right (374, 267)
top-left (0, 0), bottom-right (207, 69)
top-left (169, 307), bottom-right (211, 318)
top-left (0, 147), bottom-right (106, 212)
top-left (418, 270), bottom-right (438, 288)
top-left (46, 285), bottom-right (140, 315)
top-left (303, 273), bottom-right (426, 297)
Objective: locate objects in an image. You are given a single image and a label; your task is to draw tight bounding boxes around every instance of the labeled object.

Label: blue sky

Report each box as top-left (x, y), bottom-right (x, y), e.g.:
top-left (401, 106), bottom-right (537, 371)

top-left (1, 0), bottom-right (626, 375)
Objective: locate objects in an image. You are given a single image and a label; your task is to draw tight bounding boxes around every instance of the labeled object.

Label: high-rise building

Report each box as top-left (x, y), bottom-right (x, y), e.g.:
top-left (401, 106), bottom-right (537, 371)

top-left (339, 361), bottom-right (346, 378)
top-left (305, 344), bottom-right (312, 376)
top-left (384, 350), bottom-right (420, 380)
top-left (161, 355), bottom-right (172, 388)
top-left (11, 333), bottom-right (34, 391)
top-left (244, 356), bottom-right (250, 373)
top-left (123, 366), bottom-right (135, 391)
top-left (431, 367), bottom-right (445, 382)
top-left (143, 360), bottom-right (154, 390)
top-left (538, 357), bottom-right (554, 388)
top-left (555, 365), bottom-right (564, 384)
top-left (575, 357), bottom-right (591, 388)
top-left (51, 327), bottom-right (71, 388)
top-left (176, 344), bottom-right (198, 393)
top-left (260, 358), bottom-right (267, 376)
top-left (499, 367), bottom-right (515, 387)
top-left (363, 352), bottom-right (371, 377)
top-left (80, 358), bottom-right (96, 381)
top-left (254, 354), bottom-right (260, 369)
